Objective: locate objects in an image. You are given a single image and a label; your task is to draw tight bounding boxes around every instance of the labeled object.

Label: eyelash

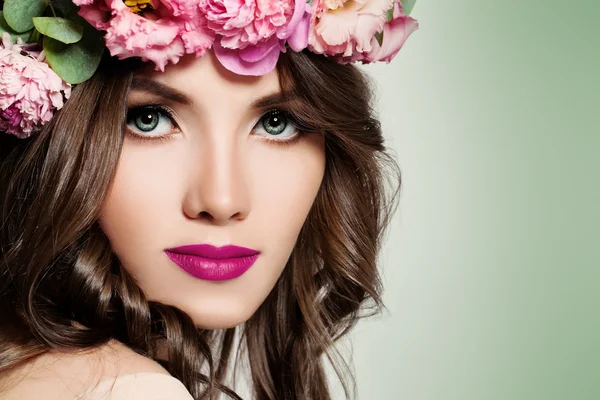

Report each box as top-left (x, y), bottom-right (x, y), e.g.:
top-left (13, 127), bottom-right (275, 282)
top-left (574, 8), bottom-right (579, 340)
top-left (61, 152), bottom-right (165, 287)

top-left (256, 109), bottom-right (303, 148)
top-left (124, 104), bottom-right (304, 147)
top-left (125, 105), bottom-right (178, 143)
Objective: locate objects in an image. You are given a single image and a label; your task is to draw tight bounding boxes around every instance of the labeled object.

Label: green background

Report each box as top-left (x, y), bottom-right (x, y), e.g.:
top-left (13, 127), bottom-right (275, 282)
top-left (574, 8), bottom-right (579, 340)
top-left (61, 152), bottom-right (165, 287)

top-left (347, 1), bottom-right (600, 399)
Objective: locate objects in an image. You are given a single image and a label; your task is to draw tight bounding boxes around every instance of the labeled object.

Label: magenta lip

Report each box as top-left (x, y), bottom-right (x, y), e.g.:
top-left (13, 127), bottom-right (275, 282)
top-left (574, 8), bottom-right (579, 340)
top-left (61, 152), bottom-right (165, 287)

top-left (165, 244), bottom-right (260, 281)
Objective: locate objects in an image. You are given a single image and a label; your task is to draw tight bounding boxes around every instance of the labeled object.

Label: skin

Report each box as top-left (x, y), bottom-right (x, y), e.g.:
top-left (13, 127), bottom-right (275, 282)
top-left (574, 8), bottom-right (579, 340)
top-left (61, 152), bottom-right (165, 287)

top-left (0, 52), bottom-right (326, 400)
top-left (99, 52), bottom-right (326, 329)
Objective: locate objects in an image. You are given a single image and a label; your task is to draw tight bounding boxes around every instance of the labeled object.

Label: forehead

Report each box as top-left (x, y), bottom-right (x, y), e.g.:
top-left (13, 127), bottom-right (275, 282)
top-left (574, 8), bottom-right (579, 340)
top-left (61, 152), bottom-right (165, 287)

top-left (133, 51), bottom-right (282, 106)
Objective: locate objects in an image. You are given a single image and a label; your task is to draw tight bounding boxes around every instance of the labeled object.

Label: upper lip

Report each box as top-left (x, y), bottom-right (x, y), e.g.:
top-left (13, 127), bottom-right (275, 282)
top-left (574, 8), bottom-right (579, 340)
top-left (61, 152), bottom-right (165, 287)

top-left (165, 244), bottom-right (259, 259)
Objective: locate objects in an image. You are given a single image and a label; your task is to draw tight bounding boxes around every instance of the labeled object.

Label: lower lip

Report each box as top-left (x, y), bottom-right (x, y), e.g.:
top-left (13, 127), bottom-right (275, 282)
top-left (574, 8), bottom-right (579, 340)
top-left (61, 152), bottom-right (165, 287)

top-left (165, 251), bottom-right (259, 281)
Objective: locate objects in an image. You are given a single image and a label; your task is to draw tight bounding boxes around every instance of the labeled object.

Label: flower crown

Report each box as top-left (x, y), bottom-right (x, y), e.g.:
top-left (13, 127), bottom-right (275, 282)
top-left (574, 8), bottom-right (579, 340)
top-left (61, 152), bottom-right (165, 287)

top-left (0, 0), bottom-right (418, 138)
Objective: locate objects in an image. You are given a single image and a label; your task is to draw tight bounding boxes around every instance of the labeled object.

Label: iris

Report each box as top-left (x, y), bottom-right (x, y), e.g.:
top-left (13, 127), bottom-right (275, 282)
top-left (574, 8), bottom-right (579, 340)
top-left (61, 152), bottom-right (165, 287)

top-left (261, 110), bottom-right (288, 136)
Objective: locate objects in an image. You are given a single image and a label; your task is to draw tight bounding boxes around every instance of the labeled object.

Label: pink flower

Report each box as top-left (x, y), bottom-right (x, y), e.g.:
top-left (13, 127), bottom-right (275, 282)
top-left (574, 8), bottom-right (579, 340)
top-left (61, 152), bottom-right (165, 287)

top-left (362, 1), bottom-right (418, 63)
top-left (0, 34), bottom-right (71, 138)
top-left (201, 0), bottom-right (312, 76)
top-left (308, 0), bottom-right (393, 58)
top-left (1, 105), bottom-right (23, 128)
top-left (73, 0), bottom-right (214, 71)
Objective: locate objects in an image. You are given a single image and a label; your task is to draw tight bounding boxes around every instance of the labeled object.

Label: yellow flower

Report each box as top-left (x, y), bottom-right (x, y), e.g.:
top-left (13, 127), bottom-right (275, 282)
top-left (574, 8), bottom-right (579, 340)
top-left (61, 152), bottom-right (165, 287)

top-left (124, 0), bottom-right (154, 15)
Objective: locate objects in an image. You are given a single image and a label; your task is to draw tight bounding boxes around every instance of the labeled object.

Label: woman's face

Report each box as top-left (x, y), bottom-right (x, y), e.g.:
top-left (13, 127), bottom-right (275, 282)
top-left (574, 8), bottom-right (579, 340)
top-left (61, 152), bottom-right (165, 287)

top-left (99, 53), bottom-right (325, 329)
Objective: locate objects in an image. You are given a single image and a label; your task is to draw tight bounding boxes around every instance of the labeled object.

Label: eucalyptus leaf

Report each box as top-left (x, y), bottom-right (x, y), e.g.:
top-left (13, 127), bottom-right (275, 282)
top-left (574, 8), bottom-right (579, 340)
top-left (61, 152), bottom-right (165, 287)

top-left (0, 11), bottom-right (32, 42)
top-left (401, 0), bottom-right (416, 16)
top-left (3, 0), bottom-right (46, 33)
top-left (34, 17), bottom-right (83, 44)
top-left (44, 23), bottom-right (105, 84)
top-left (29, 29), bottom-right (41, 44)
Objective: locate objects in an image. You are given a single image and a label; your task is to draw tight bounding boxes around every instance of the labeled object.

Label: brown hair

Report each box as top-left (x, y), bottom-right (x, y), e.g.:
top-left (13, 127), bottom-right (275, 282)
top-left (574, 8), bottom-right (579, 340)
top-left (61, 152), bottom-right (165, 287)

top-left (0, 51), bottom-right (400, 399)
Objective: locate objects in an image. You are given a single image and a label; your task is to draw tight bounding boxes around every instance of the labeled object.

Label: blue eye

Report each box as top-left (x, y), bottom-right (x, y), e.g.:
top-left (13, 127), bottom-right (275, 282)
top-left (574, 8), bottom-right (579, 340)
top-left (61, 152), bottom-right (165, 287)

top-left (253, 110), bottom-right (298, 139)
top-left (126, 106), bottom-right (176, 138)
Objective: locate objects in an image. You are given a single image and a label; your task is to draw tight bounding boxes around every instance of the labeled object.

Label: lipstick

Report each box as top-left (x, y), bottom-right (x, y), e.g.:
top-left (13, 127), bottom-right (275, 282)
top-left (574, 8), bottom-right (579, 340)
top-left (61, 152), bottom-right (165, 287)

top-left (165, 244), bottom-right (260, 281)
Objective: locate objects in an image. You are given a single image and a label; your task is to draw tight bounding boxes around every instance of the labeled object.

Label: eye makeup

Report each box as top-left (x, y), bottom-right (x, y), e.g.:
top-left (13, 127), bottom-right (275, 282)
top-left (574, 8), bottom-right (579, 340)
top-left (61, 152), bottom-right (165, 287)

top-left (124, 102), bottom-right (307, 146)
top-left (125, 105), bottom-right (181, 142)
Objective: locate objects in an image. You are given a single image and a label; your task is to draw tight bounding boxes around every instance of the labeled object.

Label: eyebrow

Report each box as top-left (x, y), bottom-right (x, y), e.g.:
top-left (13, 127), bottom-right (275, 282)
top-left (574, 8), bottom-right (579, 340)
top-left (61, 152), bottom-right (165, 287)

top-left (130, 77), bottom-right (297, 110)
top-left (131, 77), bottom-right (192, 105)
top-left (250, 91), bottom-right (298, 110)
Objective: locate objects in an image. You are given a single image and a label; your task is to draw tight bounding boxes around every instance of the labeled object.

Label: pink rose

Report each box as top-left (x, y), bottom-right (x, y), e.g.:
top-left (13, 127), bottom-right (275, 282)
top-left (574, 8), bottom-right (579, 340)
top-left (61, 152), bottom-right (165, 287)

top-left (0, 34), bottom-right (71, 138)
top-left (201, 0), bottom-right (312, 76)
top-left (73, 0), bottom-right (214, 71)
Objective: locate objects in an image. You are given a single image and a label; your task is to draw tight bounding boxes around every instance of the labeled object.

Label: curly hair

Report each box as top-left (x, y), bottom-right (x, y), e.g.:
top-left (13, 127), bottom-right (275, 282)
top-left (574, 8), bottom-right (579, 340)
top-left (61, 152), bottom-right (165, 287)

top-left (0, 50), bottom-right (400, 399)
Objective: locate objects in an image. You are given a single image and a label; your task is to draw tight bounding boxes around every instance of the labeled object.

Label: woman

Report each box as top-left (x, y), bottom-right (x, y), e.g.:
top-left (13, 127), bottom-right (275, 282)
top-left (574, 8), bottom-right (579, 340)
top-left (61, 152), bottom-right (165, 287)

top-left (0, 0), bottom-right (418, 398)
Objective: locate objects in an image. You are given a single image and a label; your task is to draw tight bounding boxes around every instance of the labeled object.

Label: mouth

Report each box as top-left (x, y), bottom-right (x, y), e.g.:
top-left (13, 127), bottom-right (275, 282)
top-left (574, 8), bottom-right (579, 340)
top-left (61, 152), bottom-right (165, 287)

top-left (164, 244), bottom-right (260, 281)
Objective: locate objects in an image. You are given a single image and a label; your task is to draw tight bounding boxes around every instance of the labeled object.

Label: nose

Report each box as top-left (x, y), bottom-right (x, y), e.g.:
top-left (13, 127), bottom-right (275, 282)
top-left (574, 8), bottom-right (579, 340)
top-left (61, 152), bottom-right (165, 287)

top-left (182, 137), bottom-right (251, 225)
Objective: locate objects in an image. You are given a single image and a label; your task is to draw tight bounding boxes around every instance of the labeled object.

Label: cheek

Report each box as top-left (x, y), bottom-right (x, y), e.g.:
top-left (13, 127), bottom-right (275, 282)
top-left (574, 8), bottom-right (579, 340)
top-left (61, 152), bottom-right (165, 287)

top-left (99, 140), bottom-right (188, 262)
top-left (249, 135), bottom-right (326, 250)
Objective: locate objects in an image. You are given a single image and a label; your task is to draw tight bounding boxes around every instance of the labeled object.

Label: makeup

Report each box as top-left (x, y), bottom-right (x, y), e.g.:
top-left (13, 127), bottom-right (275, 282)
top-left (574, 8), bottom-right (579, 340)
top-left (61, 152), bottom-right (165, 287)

top-left (165, 244), bottom-right (260, 281)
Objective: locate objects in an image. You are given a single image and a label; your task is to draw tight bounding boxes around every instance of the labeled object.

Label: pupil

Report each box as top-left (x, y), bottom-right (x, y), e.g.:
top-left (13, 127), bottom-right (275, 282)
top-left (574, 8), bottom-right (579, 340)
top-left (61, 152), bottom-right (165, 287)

top-left (136, 111), bottom-right (158, 131)
top-left (264, 111), bottom-right (287, 135)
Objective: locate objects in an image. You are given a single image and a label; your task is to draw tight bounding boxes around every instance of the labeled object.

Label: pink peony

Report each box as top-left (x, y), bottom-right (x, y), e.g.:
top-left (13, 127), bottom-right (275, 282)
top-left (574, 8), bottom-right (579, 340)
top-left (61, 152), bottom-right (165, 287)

top-left (73, 0), bottom-right (214, 71)
top-left (0, 34), bottom-right (71, 138)
top-left (201, 0), bottom-right (312, 76)
top-left (1, 105), bottom-right (23, 128)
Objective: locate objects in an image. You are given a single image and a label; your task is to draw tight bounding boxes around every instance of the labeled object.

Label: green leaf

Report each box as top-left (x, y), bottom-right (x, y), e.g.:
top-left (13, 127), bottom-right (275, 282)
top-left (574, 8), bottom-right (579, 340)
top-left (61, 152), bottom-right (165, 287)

top-left (44, 22), bottom-right (105, 84)
top-left (401, 0), bottom-right (417, 16)
top-left (3, 0), bottom-right (47, 33)
top-left (0, 11), bottom-right (32, 42)
top-left (375, 31), bottom-right (384, 47)
top-left (34, 17), bottom-right (83, 44)
top-left (386, 7), bottom-right (394, 23)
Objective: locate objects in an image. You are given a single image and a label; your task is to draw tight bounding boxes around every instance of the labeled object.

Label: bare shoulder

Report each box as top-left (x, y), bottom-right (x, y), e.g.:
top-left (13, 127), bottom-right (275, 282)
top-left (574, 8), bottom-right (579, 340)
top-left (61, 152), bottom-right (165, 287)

top-left (0, 340), bottom-right (170, 400)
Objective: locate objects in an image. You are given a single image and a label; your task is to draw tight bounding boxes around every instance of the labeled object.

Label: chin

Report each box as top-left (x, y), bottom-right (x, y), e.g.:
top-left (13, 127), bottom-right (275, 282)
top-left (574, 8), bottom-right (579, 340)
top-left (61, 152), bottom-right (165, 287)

top-left (175, 296), bottom-right (261, 330)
